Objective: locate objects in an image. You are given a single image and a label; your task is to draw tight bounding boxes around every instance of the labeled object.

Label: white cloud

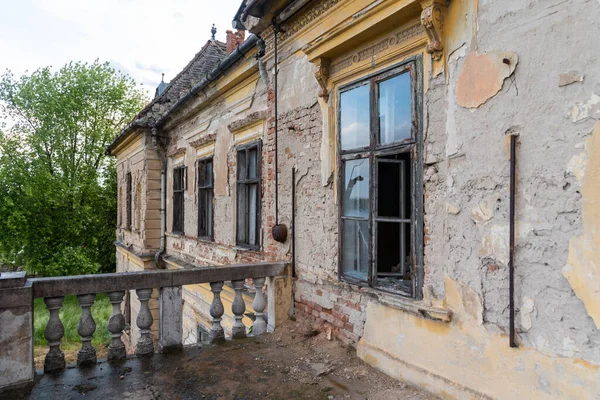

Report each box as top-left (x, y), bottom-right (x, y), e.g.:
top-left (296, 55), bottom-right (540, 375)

top-left (0, 0), bottom-right (243, 96)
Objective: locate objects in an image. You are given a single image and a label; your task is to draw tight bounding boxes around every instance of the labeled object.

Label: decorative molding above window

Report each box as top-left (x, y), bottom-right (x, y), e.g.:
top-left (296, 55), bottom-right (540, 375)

top-left (420, 0), bottom-right (447, 61)
top-left (231, 120), bottom-right (264, 146)
top-left (329, 23), bottom-right (425, 76)
top-left (314, 58), bottom-right (330, 101)
top-left (168, 147), bottom-right (186, 158)
top-left (227, 110), bottom-right (268, 133)
top-left (190, 133), bottom-right (217, 150)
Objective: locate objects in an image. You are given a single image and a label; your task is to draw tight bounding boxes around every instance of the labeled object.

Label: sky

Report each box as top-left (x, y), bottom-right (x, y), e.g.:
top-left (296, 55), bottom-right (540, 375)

top-left (0, 0), bottom-right (243, 96)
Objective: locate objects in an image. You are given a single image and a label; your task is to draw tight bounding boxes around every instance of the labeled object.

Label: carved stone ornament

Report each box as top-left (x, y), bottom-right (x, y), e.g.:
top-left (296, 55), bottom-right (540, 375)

top-left (420, 0), bottom-right (447, 61)
top-left (314, 58), bottom-right (330, 101)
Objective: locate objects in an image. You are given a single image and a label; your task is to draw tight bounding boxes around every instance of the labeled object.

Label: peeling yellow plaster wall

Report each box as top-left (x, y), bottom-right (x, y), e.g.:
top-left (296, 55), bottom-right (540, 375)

top-left (563, 121), bottom-right (600, 329)
top-left (456, 51), bottom-right (518, 109)
top-left (358, 277), bottom-right (600, 400)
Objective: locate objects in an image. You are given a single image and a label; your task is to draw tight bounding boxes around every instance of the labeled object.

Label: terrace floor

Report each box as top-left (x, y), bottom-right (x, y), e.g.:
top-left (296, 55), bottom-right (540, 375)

top-left (6, 320), bottom-right (436, 400)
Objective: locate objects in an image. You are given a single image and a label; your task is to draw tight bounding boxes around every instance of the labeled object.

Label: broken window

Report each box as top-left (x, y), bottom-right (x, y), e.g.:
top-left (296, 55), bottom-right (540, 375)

top-left (126, 172), bottom-right (132, 230)
top-left (197, 157), bottom-right (214, 240)
top-left (236, 142), bottom-right (261, 248)
top-left (338, 59), bottom-right (423, 297)
top-left (172, 165), bottom-right (186, 234)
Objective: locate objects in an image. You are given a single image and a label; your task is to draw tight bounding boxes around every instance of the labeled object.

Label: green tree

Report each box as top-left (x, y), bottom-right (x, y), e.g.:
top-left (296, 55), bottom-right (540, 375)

top-left (0, 60), bottom-right (147, 276)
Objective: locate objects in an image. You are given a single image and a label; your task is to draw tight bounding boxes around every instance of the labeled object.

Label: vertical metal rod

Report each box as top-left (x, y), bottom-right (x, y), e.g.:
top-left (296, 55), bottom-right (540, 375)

top-left (509, 135), bottom-right (518, 348)
top-left (273, 22), bottom-right (279, 226)
top-left (291, 167), bottom-right (296, 277)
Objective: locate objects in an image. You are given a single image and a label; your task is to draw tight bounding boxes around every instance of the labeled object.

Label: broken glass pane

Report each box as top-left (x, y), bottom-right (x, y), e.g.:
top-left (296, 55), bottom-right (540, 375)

top-left (342, 158), bottom-right (369, 218)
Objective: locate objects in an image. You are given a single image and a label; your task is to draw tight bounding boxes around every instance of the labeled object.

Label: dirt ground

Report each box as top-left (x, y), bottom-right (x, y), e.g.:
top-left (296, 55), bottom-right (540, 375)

top-left (12, 317), bottom-right (437, 400)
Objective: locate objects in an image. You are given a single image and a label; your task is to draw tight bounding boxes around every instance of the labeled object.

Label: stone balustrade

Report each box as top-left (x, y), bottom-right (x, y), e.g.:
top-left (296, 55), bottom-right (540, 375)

top-left (0, 262), bottom-right (291, 391)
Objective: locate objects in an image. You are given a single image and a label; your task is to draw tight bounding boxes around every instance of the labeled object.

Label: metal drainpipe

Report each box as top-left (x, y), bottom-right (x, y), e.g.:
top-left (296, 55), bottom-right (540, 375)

top-left (509, 134), bottom-right (518, 348)
top-left (271, 20), bottom-right (288, 243)
top-left (152, 127), bottom-right (166, 267)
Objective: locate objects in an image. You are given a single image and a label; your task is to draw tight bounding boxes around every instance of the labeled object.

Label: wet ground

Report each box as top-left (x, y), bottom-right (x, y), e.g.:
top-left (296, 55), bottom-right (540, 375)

top-left (6, 320), bottom-right (437, 400)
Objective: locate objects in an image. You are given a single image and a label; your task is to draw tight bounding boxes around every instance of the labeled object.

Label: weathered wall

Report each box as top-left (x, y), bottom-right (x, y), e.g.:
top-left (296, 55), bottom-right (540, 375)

top-left (114, 0), bottom-right (600, 397)
top-left (115, 132), bottom-right (162, 255)
top-left (0, 273), bottom-right (33, 391)
top-left (356, 0), bottom-right (600, 398)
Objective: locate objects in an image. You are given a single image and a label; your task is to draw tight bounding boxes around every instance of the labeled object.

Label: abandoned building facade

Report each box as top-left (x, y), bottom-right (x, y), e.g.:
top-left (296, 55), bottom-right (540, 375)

top-left (106, 0), bottom-right (600, 398)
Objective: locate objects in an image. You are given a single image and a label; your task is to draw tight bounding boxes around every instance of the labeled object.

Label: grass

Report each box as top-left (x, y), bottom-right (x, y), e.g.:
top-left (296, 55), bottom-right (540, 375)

top-left (34, 293), bottom-right (112, 367)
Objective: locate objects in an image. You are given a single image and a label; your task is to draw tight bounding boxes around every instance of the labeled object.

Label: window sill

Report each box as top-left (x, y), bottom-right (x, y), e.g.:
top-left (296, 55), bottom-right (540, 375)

top-left (376, 293), bottom-right (452, 323)
top-left (338, 278), bottom-right (452, 323)
top-left (197, 236), bottom-right (214, 244)
top-left (234, 245), bottom-right (261, 252)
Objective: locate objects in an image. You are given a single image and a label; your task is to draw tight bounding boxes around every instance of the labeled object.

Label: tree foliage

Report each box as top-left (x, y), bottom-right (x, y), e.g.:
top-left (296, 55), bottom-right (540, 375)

top-left (0, 60), bottom-right (147, 276)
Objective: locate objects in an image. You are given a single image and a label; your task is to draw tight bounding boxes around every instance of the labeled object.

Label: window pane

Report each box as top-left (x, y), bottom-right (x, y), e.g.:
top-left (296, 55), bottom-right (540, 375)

top-left (378, 72), bottom-right (411, 144)
top-left (198, 162), bottom-right (206, 187)
top-left (340, 84), bottom-right (370, 150)
top-left (342, 159), bottom-right (369, 218)
top-left (207, 190), bottom-right (213, 238)
top-left (237, 184), bottom-right (247, 244)
top-left (249, 147), bottom-right (257, 179)
top-left (342, 219), bottom-right (369, 281)
top-left (206, 161), bottom-right (213, 186)
top-left (248, 183), bottom-right (258, 245)
top-left (237, 150), bottom-right (247, 180)
top-left (173, 192), bottom-right (184, 233)
top-left (198, 189), bottom-right (207, 236)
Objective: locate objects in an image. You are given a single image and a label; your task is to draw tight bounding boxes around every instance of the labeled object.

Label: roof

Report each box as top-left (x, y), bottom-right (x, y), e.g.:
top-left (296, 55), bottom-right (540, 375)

top-left (107, 39), bottom-right (227, 155)
top-left (155, 81), bottom-right (169, 98)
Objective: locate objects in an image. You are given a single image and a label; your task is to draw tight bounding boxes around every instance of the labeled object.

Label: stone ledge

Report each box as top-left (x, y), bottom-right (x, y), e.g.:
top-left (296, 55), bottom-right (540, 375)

top-left (376, 294), bottom-right (452, 323)
top-left (0, 272), bottom-right (27, 289)
top-left (320, 278), bottom-right (452, 323)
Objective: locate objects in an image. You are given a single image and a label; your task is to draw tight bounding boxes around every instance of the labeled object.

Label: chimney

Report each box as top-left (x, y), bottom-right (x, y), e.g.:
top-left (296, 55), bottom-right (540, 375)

top-left (226, 29), bottom-right (246, 54)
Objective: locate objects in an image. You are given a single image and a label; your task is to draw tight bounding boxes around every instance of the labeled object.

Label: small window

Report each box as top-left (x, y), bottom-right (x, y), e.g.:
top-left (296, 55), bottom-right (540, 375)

top-left (236, 142), bottom-right (261, 248)
top-left (338, 59), bottom-right (422, 298)
top-left (118, 187), bottom-right (122, 227)
top-left (172, 166), bottom-right (186, 234)
top-left (126, 172), bottom-right (132, 229)
top-left (197, 158), bottom-right (214, 240)
top-left (197, 323), bottom-right (209, 344)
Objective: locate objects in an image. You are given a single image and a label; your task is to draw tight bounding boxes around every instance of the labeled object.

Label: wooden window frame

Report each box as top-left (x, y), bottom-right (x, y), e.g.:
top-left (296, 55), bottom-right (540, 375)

top-left (172, 165), bottom-right (186, 235)
top-left (336, 56), bottom-right (424, 299)
top-left (197, 157), bottom-right (214, 241)
top-left (235, 141), bottom-right (262, 250)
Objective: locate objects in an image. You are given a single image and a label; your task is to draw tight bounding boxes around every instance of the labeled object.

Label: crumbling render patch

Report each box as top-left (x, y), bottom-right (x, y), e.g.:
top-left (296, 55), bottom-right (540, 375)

top-left (562, 121), bottom-right (600, 329)
top-left (444, 277), bottom-right (483, 326)
top-left (567, 93), bottom-right (600, 123)
top-left (559, 71), bottom-right (584, 87)
top-left (456, 51), bottom-right (518, 109)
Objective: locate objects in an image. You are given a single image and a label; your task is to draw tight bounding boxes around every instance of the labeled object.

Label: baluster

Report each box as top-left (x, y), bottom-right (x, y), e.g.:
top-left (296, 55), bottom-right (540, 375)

top-left (135, 288), bottom-right (154, 355)
top-left (107, 291), bottom-right (126, 361)
top-left (231, 280), bottom-right (246, 339)
top-left (209, 281), bottom-right (225, 343)
top-left (44, 297), bottom-right (65, 372)
top-left (252, 277), bottom-right (267, 336)
top-left (76, 293), bottom-right (97, 366)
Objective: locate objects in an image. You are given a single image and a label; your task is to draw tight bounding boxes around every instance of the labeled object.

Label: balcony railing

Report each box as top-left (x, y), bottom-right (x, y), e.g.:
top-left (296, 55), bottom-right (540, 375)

top-left (0, 262), bottom-right (291, 391)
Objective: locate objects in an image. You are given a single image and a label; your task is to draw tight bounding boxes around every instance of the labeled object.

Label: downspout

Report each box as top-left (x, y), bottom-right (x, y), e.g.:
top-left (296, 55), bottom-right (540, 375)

top-left (152, 127), bottom-right (167, 267)
top-left (270, 19), bottom-right (289, 244)
top-left (509, 134), bottom-right (518, 348)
